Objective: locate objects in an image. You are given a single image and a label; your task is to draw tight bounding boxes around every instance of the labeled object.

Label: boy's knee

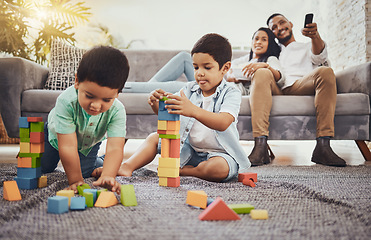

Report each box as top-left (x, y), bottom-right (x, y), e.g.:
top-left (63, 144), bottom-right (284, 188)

top-left (147, 132), bottom-right (159, 144)
top-left (202, 159), bottom-right (229, 181)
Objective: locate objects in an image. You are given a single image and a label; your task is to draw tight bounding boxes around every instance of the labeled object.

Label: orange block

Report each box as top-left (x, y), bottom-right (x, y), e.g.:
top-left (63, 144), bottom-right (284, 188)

top-left (167, 121), bottom-right (180, 131)
top-left (38, 176), bottom-right (47, 188)
top-left (30, 142), bottom-right (44, 153)
top-left (27, 117), bottom-right (43, 122)
top-left (169, 138), bottom-right (180, 158)
top-left (186, 190), bottom-right (208, 209)
top-left (157, 130), bottom-right (178, 135)
top-left (167, 177), bottom-right (180, 187)
top-left (17, 157), bottom-right (32, 168)
top-left (198, 197), bottom-right (240, 221)
top-left (161, 138), bottom-right (170, 158)
top-left (3, 181), bottom-right (22, 201)
top-left (95, 191), bottom-right (118, 208)
top-left (238, 172), bottom-right (257, 182)
top-left (30, 132), bottom-right (44, 143)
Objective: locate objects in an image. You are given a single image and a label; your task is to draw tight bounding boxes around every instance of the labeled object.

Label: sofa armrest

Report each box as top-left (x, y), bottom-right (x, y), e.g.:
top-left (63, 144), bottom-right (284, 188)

top-left (335, 62), bottom-right (371, 95)
top-left (0, 57), bottom-right (49, 138)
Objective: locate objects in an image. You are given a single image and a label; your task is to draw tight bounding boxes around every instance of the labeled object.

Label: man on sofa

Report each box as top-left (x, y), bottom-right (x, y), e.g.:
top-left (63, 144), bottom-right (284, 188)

top-left (247, 13), bottom-right (346, 167)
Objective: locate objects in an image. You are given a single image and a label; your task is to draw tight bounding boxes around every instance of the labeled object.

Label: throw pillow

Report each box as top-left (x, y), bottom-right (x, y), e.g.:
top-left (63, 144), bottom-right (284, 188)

top-left (44, 40), bottom-right (86, 90)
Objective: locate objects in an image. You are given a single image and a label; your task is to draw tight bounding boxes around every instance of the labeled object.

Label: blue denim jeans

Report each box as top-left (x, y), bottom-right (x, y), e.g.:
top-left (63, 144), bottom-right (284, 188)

top-left (149, 51), bottom-right (195, 82)
top-left (40, 122), bottom-right (104, 178)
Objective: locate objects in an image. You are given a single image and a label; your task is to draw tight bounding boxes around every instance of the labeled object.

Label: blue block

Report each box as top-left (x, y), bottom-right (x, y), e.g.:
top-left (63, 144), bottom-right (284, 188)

top-left (17, 167), bottom-right (41, 178)
top-left (19, 117), bottom-right (29, 128)
top-left (14, 177), bottom-right (38, 189)
top-left (47, 196), bottom-right (69, 214)
top-left (83, 189), bottom-right (98, 203)
top-left (158, 110), bottom-right (180, 121)
top-left (70, 197), bottom-right (87, 211)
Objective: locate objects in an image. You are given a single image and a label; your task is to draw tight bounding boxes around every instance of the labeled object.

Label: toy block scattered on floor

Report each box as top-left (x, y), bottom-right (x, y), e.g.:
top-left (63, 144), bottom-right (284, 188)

top-left (243, 178), bottom-right (256, 187)
top-left (83, 189), bottom-right (98, 204)
top-left (250, 209), bottom-right (269, 220)
top-left (95, 191), bottom-right (118, 208)
top-left (14, 177), bottom-right (38, 189)
top-left (186, 190), bottom-right (208, 209)
top-left (238, 172), bottom-right (257, 187)
top-left (199, 197), bottom-right (241, 221)
top-left (228, 203), bottom-right (255, 214)
top-left (77, 184), bottom-right (91, 196)
top-left (38, 176), bottom-right (47, 188)
top-left (3, 181), bottom-right (22, 201)
top-left (83, 191), bottom-right (94, 208)
top-left (70, 197), bottom-right (87, 211)
top-left (56, 190), bottom-right (75, 206)
top-left (48, 196), bottom-right (69, 214)
top-left (120, 184), bottom-right (137, 206)
top-left (97, 189), bottom-right (107, 198)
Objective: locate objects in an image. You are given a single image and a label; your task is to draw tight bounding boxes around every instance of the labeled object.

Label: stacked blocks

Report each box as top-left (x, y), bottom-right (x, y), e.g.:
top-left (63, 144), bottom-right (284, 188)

top-left (158, 97), bottom-right (181, 187)
top-left (15, 117), bottom-right (45, 189)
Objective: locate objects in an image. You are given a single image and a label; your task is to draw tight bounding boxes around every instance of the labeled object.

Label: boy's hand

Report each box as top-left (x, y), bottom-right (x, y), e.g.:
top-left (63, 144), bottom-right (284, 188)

top-left (93, 176), bottom-right (121, 194)
top-left (165, 90), bottom-right (196, 118)
top-left (148, 88), bottom-right (167, 106)
top-left (65, 180), bottom-right (86, 194)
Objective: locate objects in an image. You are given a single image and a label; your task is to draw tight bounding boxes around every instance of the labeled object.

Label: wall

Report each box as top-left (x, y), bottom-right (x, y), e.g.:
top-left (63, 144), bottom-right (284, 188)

top-left (313, 0), bottom-right (370, 72)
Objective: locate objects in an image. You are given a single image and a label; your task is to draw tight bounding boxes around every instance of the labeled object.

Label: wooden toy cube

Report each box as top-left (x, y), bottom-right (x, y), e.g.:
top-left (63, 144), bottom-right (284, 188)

top-left (3, 181), bottom-right (22, 201)
top-left (30, 122), bottom-right (44, 132)
top-left (30, 132), bottom-right (44, 143)
top-left (83, 189), bottom-right (98, 204)
top-left (250, 209), bottom-right (269, 220)
top-left (77, 184), bottom-right (91, 196)
top-left (56, 190), bottom-right (75, 206)
top-left (157, 167), bottom-right (179, 178)
top-left (19, 117), bottom-right (29, 128)
top-left (19, 128), bottom-right (30, 138)
top-left (186, 190), bottom-right (208, 209)
top-left (167, 177), bottom-right (180, 187)
top-left (158, 157), bottom-right (180, 168)
top-left (30, 142), bottom-right (44, 153)
top-left (70, 197), bottom-right (87, 211)
top-left (47, 196), bottom-right (69, 214)
top-left (14, 177), bottom-right (38, 189)
top-left (120, 184), bottom-right (137, 206)
top-left (83, 191), bottom-right (94, 208)
top-left (20, 142), bottom-right (30, 153)
top-left (169, 138), bottom-right (180, 158)
top-left (160, 138), bottom-right (170, 158)
top-left (38, 176), bottom-right (47, 188)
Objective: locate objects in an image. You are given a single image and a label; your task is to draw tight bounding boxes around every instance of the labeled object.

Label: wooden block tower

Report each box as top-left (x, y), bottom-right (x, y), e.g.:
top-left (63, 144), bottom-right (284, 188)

top-left (157, 97), bottom-right (181, 187)
top-left (15, 117), bottom-right (44, 189)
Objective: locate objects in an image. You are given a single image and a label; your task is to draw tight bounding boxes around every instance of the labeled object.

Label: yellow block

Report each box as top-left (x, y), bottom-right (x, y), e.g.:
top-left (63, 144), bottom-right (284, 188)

top-left (157, 167), bottom-right (179, 178)
top-left (158, 157), bottom-right (180, 168)
top-left (250, 209), bottom-right (269, 220)
top-left (38, 176), bottom-right (47, 188)
top-left (56, 190), bottom-right (75, 206)
top-left (159, 177), bottom-right (168, 186)
top-left (186, 190), bottom-right (207, 209)
top-left (19, 142), bottom-right (30, 153)
top-left (158, 120), bottom-right (167, 130)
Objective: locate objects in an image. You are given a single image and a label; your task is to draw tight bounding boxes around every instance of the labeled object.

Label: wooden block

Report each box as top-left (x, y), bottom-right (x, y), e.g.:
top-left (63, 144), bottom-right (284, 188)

top-left (158, 157), bottom-right (180, 168)
top-left (157, 130), bottom-right (179, 135)
top-left (160, 138), bottom-right (170, 158)
top-left (47, 196), bottom-right (69, 214)
top-left (20, 142), bottom-right (30, 153)
top-left (159, 177), bottom-right (168, 186)
top-left (169, 138), bottom-right (180, 158)
top-left (186, 190), bottom-right (208, 209)
top-left (56, 190), bottom-right (75, 206)
top-left (243, 178), bottom-right (256, 187)
top-left (70, 197), bottom-right (87, 211)
top-left (3, 181), bottom-right (22, 201)
top-left (17, 167), bottom-right (41, 178)
top-left (158, 120), bottom-right (167, 130)
top-left (19, 128), bottom-right (30, 138)
top-left (19, 117), bottom-right (29, 128)
top-left (159, 134), bottom-right (180, 139)
top-left (95, 191), bottom-right (118, 208)
top-left (30, 142), bottom-right (44, 153)
top-left (167, 177), bottom-right (180, 187)
top-left (198, 197), bottom-right (241, 221)
top-left (27, 117), bottom-right (43, 122)
top-left (157, 167), bottom-right (179, 178)
top-left (120, 184), bottom-right (138, 206)
top-left (38, 176), bottom-right (47, 188)
top-left (238, 172), bottom-right (258, 182)
top-left (158, 101), bottom-right (180, 121)
top-left (228, 203), bottom-right (255, 214)
top-left (167, 120), bottom-right (180, 131)
top-left (83, 189), bottom-right (98, 203)
top-left (20, 138), bottom-right (30, 143)
top-left (18, 152), bottom-right (42, 158)
top-left (97, 189), bottom-right (107, 198)
top-left (14, 177), bottom-right (38, 189)
top-left (30, 122), bottom-right (44, 132)
top-left (77, 184), bottom-right (91, 196)
top-left (18, 157), bottom-right (40, 168)
top-left (30, 132), bottom-right (44, 143)
top-left (250, 209), bottom-right (269, 220)
top-left (83, 192), bottom-right (94, 208)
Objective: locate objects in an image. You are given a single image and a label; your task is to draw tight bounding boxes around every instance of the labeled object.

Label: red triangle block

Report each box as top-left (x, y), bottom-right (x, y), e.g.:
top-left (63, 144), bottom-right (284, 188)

top-left (198, 197), bottom-right (240, 221)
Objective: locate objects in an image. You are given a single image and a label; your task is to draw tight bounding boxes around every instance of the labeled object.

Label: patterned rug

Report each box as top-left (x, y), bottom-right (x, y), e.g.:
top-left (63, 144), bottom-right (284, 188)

top-left (0, 163), bottom-right (370, 240)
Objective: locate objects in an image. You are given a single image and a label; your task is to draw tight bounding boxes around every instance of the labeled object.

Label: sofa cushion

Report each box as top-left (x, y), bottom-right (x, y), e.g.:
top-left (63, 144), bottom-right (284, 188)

top-left (44, 40), bottom-right (86, 91)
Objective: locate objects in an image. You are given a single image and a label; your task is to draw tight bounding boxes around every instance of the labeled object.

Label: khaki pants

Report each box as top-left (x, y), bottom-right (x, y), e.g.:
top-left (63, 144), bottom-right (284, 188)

top-left (250, 67), bottom-right (336, 138)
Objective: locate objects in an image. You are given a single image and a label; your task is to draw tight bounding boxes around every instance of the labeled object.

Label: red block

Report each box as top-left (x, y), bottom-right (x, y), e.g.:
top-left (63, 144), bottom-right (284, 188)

top-left (169, 138), bottom-right (180, 158)
top-left (243, 178), bottom-right (256, 187)
top-left (167, 177), bottom-right (180, 187)
top-left (198, 197), bottom-right (240, 221)
top-left (238, 172), bottom-right (257, 182)
top-left (30, 132), bottom-right (44, 143)
top-left (27, 117), bottom-right (43, 122)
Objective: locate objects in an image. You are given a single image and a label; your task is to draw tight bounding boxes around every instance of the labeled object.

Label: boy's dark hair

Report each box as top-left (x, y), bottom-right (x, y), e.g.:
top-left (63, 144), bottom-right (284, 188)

top-left (266, 13), bottom-right (285, 26)
top-left (249, 27), bottom-right (281, 62)
top-left (77, 46), bottom-right (130, 92)
top-left (191, 33), bottom-right (232, 69)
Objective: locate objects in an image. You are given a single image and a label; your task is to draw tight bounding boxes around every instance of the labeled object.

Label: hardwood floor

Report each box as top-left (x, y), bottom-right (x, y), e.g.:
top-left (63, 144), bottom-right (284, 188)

top-left (1, 139), bottom-right (368, 167)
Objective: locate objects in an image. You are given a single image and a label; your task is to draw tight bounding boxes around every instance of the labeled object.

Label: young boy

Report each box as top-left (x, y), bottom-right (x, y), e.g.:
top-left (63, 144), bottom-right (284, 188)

top-left (99, 33), bottom-right (249, 182)
top-left (40, 46), bottom-right (130, 193)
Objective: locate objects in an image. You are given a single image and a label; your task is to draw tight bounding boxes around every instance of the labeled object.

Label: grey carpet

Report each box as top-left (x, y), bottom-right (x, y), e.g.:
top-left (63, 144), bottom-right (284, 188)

top-left (0, 163), bottom-right (370, 240)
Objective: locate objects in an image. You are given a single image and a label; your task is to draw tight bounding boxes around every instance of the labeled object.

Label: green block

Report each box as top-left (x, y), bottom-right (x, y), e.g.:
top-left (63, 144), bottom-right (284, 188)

top-left (159, 134), bottom-right (180, 139)
top-left (31, 157), bottom-right (41, 168)
top-left (83, 192), bottom-right (94, 207)
top-left (77, 184), bottom-right (91, 196)
top-left (120, 184), bottom-right (137, 206)
top-left (30, 122), bottom-right (44, 132)
top-left (97, 189), bottom-right (108, 198)
top-left (20, 138), bottom-right (30, 143)
top-left (18, 152), bottom-right (42, 158)
top-left (19, 128), bottom-right (30, 138)
top-left (160, 96), bottom-right (169, 101)
top-left (228, 203), bottom-right (255, 214)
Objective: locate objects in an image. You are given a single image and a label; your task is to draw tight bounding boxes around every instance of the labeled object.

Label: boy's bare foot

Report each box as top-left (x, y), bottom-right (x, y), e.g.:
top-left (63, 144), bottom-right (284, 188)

top-left (117, 162), bottom-right (133, 177)
top-left (91, 167), bottom-right (103, 178)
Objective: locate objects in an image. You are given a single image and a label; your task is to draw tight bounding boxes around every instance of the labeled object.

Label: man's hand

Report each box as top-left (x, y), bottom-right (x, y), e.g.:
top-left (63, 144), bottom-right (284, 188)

top-left (93, 176), bottom-right (121, 194)
top-left (301, 22), bottom-right (319, 39)
top-left (65, 180), bottom-right (86, 194)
